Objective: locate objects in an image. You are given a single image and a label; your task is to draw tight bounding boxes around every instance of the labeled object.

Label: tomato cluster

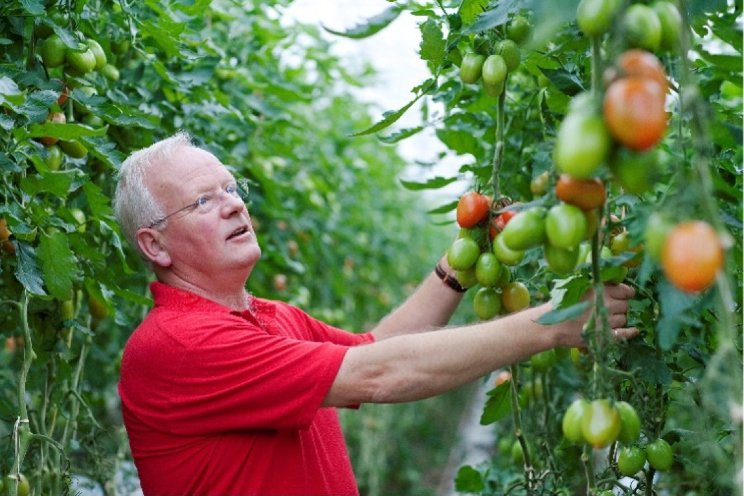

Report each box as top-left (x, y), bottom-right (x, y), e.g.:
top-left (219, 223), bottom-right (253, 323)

top-left (34, 12), bottom-right (124, 171)
top-left (448, 192), bottom-right (531, 319)
top-left (459, 16), bottom-right (531, 97)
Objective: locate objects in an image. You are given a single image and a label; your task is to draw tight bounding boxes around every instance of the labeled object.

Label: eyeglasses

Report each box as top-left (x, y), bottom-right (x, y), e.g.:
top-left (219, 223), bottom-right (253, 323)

top-left (146, 177), bottom-right (251, 229)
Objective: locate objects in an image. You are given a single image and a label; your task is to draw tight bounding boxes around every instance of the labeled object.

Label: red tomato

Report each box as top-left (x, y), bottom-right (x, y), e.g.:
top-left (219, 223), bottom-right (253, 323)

top-left (489, 210), bottom-right (517, 239)
top-left (555, 175), bottom-right (606, 210)
top-left (457, 192), bottom-right (490, 228)
top-left (603, 76), bottom-right (668, 151)
top-left (616, 49), bottom-right (668, 93)
top-left (662, 220), bottom-right (723, 292)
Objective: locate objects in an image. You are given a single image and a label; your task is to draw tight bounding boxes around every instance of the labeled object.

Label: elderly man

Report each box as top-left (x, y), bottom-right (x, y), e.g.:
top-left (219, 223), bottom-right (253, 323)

top-left (114, 132), bottom-right (636, 495)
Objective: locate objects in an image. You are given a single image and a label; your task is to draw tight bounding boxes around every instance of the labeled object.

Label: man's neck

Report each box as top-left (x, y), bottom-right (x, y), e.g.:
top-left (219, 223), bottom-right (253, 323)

top-left (158, 272), bottom-right (253, 311)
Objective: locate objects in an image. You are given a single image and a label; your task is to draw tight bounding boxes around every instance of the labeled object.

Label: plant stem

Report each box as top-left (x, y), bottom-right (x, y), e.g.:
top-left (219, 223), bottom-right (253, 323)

top-left (490, 86), bottom-right (506, 199)
top-left (509, 364), bottom-right (534, 494)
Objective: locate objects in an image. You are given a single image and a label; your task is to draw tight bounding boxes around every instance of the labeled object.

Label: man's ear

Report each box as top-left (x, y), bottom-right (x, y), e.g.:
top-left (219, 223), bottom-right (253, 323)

top-left (136, 228), bottom-right (172, 268)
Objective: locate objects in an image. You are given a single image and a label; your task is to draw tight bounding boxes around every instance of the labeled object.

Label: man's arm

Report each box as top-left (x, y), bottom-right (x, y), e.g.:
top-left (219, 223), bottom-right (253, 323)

top-left (324, 284), bottom-right (636, 407)
top-left (370, 256), bottom-right (465, 340)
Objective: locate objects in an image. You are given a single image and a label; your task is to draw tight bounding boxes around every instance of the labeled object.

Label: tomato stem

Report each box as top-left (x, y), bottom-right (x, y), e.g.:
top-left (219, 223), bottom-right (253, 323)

top-left (508, 364), bottom-right (535, 494)
top-left (489, 83), bottom-right (506, 200)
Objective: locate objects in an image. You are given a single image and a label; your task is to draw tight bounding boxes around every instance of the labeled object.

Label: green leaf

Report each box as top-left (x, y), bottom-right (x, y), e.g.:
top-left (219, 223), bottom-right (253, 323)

top-left (536, 301), bottom-right (589, 325)
top-left (427, 199), bottom-right (458, 215)
top-left (657, 281), bottom-right (699, 350)
top-left (16, 90), bottom-right (57, 122)
top-left (37, 231), bottom-right (77, 300)
top-left (454, 465), bottom-right (485, 493)
top-left (480, 381), bottom-right (512, 425)
top-left (458, 0), bottom-right (490, 26)
top-left (20, 122), bottom-right (108, 142)
top-left (351, 95), bottom-right (421, 137)
top-left (20, 0), bottom-right (45, 15)
top-left (378, 125), bottom-right (424, 143)
top-left (419, 19), bottom-right (445, 72)
top-left (322, 6), bottom-right (402, 39)
top-left (20, 170), bottom-right (77, 198)
top-left (0, 76), bottom-right (23, 106)
top-left (540, 67), bottom-right (585, 96)
top-left (83, 182), bottom-right (113, 218)
top-left (623, 344), bottom-right (672, 385)
top-left (14, 243), bottom-right (46, 296)
top-left (400, 176), bottom-right (458, 191)
top-left (464, 0), bottom-right (521, 34)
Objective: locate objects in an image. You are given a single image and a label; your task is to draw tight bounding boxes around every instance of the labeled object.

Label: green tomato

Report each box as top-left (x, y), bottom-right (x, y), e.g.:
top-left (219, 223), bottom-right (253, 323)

top-left (495, 39), bottom-right (520, 72)
top-left (644, 212), bottom-right (673, 261)
top-left (448, 237), bottom-right (481, 270)
top-left (511, 439), bottom-right (525, 465)
top-left (652, 1), bottom-right (683, 51)
top-left (482, 54), bottom-right (507, 87)
top-left (502, 281), bottom-right (530, 313)
top-left (495, 265), bottom-right (512, 288)
top-left (617, 445), bottom-right (646, 476)
top-left (562, 398), bottom-right (590, 444)
top-left (581, 399), bottom-right (621, 448)
top-left (501, 207), bottom-right (546, 251)
top-left (545, 203), bottom-right (587, 249)
top-left (530, 349), bottom-right (557, 371)
top-left (616, 401), bottom-right (641, 444)
top-left (544, 244), bottom-right (581, 275)
top-left (473, 287), bottom-right (501, 320)
top-left (475, 252), bottom-right (503, 287)
top-left (101, 63), bottom-right (120, 81)
top-left (460, 52), bottom-right (485, 84)
top-left (59, 139), bottom-right (88, 159)
top-left (40, 34), bottom-right (67, 68)
top-left (622, 4), bottom-right (662, 52)
top-left (553, 111), bottom-right (611, 179)
top-left (576, 0), bottom-right (622, 37)
top-left (645, 438), bottom-right (673, 471)
top-left (86, 39), bottom-right (107, 69)
top-left (66, 44), bottom-right (97, 74)
top-left (493, 234), bottom-right (524, 266)
top-left (610, 147), bottom-right (664, 195)
top-left (4, 474), bottom-right (30, 496)
top-left (507, 15), bottom-right (531, 44)
top-left (44, 144), bottom-right (64, 171)
top-left (455, 267), bottom-right (478, 289)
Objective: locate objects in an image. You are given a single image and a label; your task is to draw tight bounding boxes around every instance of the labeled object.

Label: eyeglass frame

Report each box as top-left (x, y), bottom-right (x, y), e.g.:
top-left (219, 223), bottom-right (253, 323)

top-left (144, 176), bottom-right (251, 230)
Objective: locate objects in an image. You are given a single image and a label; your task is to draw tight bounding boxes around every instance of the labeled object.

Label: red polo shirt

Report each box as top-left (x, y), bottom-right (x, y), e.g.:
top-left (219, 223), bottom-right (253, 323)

top-left (118, 282), bottom-right (374, 496)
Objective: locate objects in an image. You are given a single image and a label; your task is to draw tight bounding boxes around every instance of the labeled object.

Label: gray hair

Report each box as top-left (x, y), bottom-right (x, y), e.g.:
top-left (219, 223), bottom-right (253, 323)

top-left (113, 131), bottom-right (195, 258)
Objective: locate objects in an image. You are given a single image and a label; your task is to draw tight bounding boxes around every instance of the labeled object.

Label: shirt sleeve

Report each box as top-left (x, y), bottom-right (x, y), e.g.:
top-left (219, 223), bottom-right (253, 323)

top-left (150, 312), bottom-right (350, 436)
top-left (273, 301), bottom-right (375, 346)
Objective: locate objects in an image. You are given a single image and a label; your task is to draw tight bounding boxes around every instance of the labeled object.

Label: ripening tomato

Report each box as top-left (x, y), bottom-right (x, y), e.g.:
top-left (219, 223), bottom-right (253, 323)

top-left (562, 398), bottom-right (590, 444)
top-left (457, 191), bottom-right (490, 228)
top-left (617, 446), bottom-right (646, 476)
top-left (493, 234), bottom-right (524, 266)
top-left (646, 438), bottom-right (673, 471)
top-left (604, 77), bottom-right (667, 151)
top-left (545, 203), bottom-right (587, 249)
top-left (616, 49), bottom-right (668, 93)
top-left (662, 221), bottom-right (723, 292)
top-left (501, 281), bottom-right (530, 313)
top-left (553, 111), bottom-right (611, 178)
top-left (475, 252), bottom-right (503, 287)
top-left (0, 218), bottom-right (10, 242)
top-left (501, 207), bottom-right (546, 251)
top-left (40, 111), bottom-right (66, 146)
top-left (447, 237), bottom-right (481, 270)
top-left (489, 210), bottom-right (517, 240)
top-left (530, 171), bottom-right (550, 197)
top-left (616, 401), bottom-right (641, 444)
top-left (581, 399), bottom-right (621, 448)
top-left (473, 287), bottom-right (501, 320)
top-left (555, 175), bottom-right (606, 210)
top-left (460, 52), bottom-right (485, 84)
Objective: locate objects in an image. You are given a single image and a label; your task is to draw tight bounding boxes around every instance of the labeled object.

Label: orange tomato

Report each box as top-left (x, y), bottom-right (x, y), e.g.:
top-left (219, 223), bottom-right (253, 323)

top-left (662, 221), bottom-right (723, 292)
top-left (604, 77), bottom-right (667, 151)
top-left (555, 175), bottom-right (606, 210)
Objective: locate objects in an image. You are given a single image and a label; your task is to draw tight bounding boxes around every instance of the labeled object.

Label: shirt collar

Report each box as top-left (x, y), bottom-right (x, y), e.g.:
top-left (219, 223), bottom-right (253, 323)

top-left (150, 281), bottom-right (276, 321)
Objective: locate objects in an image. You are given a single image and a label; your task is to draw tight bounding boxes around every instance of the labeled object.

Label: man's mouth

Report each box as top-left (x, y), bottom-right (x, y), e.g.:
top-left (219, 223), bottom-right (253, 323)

top-left (227, 226), bottom-right (250, 240)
